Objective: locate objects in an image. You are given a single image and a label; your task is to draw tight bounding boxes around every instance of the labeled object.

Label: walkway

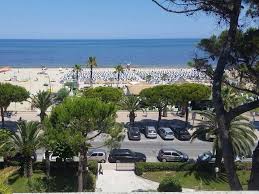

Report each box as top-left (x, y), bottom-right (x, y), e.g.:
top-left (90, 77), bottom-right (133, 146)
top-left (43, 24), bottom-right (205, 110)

top-left (95, 163), bottom-right (159, 192)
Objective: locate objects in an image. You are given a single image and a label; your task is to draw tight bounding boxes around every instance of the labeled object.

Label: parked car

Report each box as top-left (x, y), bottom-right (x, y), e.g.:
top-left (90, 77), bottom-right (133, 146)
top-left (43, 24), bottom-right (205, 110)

top-left (44, 152), bottom-right (73, 162)
top-left (5, 152), bottom-right (37, 163)
top-left (157, 148), bottom-right (189, 162)
top-left (157, 127), bottom-right (174, 140)
top-left (197, 151), bottom-right (216, 163)
top-left (108, 149), bottom-right (146, 163)
top-left (170, 125), bottom-right (191, 141)
top-left (143, 126), bottom-right (157, 139)
top-left (127, 126), bottom-right (141, 141)
top-left (87, 149), bottom-right (107, 163)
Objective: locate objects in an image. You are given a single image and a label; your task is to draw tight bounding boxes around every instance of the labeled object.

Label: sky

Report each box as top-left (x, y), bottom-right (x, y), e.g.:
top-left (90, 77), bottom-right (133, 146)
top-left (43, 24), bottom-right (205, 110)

top-left (0, 0), bottom-right (226, 39)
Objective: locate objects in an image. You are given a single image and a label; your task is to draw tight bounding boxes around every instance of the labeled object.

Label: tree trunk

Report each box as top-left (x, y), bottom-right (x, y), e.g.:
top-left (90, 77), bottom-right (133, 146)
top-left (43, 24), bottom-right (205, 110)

top-left (215, 148), bottom-right (223, 169)
top-left (248, 141), bottom-right (259, 190)
top-left (78, 152), bottom-right (84, 192)
top-left (185, 105), bottom-right (189, 127)
top-left (1, 107), bottom-right (5, 128)
top-left (129, 111), bottom-right (135, 124)
top-left (217, 114), bottom-right (243, 190)
top-left (45, 150), bottom-right (50, 179)
top-left (23, 158), bottom-right (28, 177)
top-left (24, 156), bottom-right (33, 177)
top-left (40, 111), bottom-right (45, 123)
top-left (28, 157), bottom-right (33, 177)
top-left (117, 73), bottom-right (120, 87)
top-left (162, 106), bottom-right (167, 117)
top-left (212, 0), bottom-right (242, 190)
top-left (78, 146), bottom-right (88, 192)
top-left (90, 66), bottom-right (93, 87)
top-left (157, 108), bottom-right (162, 128)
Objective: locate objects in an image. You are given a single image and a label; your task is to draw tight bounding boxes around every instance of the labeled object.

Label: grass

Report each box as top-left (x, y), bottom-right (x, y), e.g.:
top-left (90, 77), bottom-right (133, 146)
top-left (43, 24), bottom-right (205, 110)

top-left (8, 169), bottom-right (79, 192)
top-left (142, 170), bottom-right (251, 191)
top-left (8, 170), bottom-right (45, 193)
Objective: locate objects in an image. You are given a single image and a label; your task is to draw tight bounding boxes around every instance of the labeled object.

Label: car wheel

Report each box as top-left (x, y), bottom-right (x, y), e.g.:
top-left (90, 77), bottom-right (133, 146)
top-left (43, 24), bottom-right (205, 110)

top-left (100, 159), bottom-right (106, 163)
top-left (162, 158), bottom-right (167, 162)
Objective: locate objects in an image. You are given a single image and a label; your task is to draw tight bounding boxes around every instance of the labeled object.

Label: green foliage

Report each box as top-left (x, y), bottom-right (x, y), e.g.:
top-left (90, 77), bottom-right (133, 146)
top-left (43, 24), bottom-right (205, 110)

top-left (140, 85), bottom-right (174, 110)
top-left (2, 121), bottom-right (43, 177)
top-left (84, 172), bottom-right (95, 191)
top-left (52, 141), bottom-right (75, 161)
top-left (28, 177), bottom-right (46, 192)
top-left (55, 88), bottom-right (70, 103)
top-left (193, 110), bottom-right (257, 158)
top-left (114, 64), bottom-right (124, 83)
top-left (87, 56), bottom-right (97, 68)
top-left (176, 83), bottom-right (211, 106)
top-left (31, 90), bottom-right (53, 122)
top-left (135, 162), bottom-right (251, 177)
top-left (0, 167), bottom-right (18, 194)
top-left (0, 83), bottom-right (29, 126)
top-left (135, 162), bottom-right (196, 176)
top-left (83, 87), bottom-right (123, 104)
top-left (73, 64), bottom-right (82, 82)
top-left (88, 160), bottom-right (98, 176)
top-left (158, 177), bottom-right (182, 192)
top-left (0, 83), bottom-right (29, 107)
top-left (49, 97), bottom-right (118, 153)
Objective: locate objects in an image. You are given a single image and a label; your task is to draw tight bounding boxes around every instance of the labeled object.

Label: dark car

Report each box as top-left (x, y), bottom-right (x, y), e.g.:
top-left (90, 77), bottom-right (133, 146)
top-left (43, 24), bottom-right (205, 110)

top-left (5, 152), bottom-right (37, 163)
top-left (108, 149), bottom-right (146, 163)
top-left (157, 148), bottom-right (189, 162)
top-left (197, 151), bottom-right (216, 163)
top-left (127, 126), bottom-right (141, 141)
top-left (170, 125), bottom-right (191, 141)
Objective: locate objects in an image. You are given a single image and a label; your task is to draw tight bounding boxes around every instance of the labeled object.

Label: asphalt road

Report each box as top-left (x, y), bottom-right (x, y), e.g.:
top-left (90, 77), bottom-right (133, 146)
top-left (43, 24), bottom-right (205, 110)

top-left (34, 133), bottom-right (212, 162)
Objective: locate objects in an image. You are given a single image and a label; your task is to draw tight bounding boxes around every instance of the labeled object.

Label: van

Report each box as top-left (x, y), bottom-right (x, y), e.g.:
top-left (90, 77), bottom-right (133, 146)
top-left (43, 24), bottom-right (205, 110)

top-left (87, 149), bottom-right (107, 163)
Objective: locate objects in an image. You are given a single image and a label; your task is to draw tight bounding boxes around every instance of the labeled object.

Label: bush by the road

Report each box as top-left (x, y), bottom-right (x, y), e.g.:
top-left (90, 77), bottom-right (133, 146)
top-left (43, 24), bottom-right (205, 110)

top-left (135, 162), bottom-right (196, 175)
top-left (158, 177), bottom-right (182, 192)
top-left (135, 162), bottom-right (252, 176)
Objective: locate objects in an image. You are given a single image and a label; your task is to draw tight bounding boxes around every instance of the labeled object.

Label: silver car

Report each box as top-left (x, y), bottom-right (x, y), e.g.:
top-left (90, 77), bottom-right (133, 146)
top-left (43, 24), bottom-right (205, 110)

top-left (87, 149), bottom-right (107, 163)
top-left (157, 148), bottom-right (189, 162)
top-left (158, 127), bottom-right (174, 140)
top-left (144, 126), bottom-right (157, 138)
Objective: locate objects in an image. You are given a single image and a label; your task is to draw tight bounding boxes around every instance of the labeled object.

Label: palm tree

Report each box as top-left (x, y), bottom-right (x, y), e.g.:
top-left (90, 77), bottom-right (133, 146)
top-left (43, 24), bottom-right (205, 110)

top-left (6, 121), bottom-right (42, 177)
top-left (192, 110), bottom-right (257, 167)
top-left (87, 56), bottom-right (97, 87)
top-left (121, 95), bottom-right (140, 124)
top-left (114, 65), bottom-right (124, 87)
top-left (0, 167), bottom-right (18, 194)
top-left (73, 64), bottom-right (82, 84)
top-left (31, 90), bottom-right (53, 123)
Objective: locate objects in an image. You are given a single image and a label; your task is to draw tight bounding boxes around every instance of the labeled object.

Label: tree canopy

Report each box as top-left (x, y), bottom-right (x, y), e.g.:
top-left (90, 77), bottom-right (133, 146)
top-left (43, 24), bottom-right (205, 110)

top-left (82, 86), bottom-right (123, 104)
top-left (49, 97), bottom-right (122, 191)
top-left (0, 83), bottom-right (29, 127)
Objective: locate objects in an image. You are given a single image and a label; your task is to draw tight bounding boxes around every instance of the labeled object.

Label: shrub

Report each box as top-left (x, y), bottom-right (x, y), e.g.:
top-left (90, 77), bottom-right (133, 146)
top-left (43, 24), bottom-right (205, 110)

top-left (88, 160), bottom-right (98, 175)
top-left (28, 177), bottom-right (47, 192)
top-left (84, 172), bottom-right (96, 191)
top-left (158, 177), bottom-right (182, 192)
top-left (135, 162), bottom-right (196, 176)
top-left (236, 162), bottom-right (252, 171)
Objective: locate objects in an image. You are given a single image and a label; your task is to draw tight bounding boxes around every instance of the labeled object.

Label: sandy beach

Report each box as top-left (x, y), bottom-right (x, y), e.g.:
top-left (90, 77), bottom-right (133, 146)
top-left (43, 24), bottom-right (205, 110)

top-left (0, 67), bottom-right (210, 111)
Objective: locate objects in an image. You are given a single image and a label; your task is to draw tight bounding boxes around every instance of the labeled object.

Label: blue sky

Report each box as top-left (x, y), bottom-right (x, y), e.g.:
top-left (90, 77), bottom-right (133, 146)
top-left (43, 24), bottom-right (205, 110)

top-left (0, 0), bottom-right (224, 39)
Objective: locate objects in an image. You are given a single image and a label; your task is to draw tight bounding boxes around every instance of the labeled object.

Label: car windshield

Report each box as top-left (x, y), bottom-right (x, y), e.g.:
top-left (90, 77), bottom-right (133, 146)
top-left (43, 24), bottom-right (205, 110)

top-left (167, 131), bottom-right (173, 135)
top-left (180, 130), bottom-right (189, 134)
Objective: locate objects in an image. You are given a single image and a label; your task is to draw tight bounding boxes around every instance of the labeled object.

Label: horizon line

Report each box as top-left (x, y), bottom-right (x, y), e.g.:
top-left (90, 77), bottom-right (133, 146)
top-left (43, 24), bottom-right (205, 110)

top-left (0, 37), bottom-right (203, 40)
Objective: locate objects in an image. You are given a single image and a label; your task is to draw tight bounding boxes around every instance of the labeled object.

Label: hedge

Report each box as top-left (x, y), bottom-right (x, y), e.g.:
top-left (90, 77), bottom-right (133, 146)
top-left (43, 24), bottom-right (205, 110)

top-left (135, 162), bottom-right (252, 176)
top-left (0, 160), bottom-right (98, 176)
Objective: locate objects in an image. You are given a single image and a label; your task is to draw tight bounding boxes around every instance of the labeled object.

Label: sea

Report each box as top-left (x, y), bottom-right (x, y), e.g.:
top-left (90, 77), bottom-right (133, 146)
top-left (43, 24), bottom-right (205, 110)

top-left (0, 39), bottom-right (202, 68)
